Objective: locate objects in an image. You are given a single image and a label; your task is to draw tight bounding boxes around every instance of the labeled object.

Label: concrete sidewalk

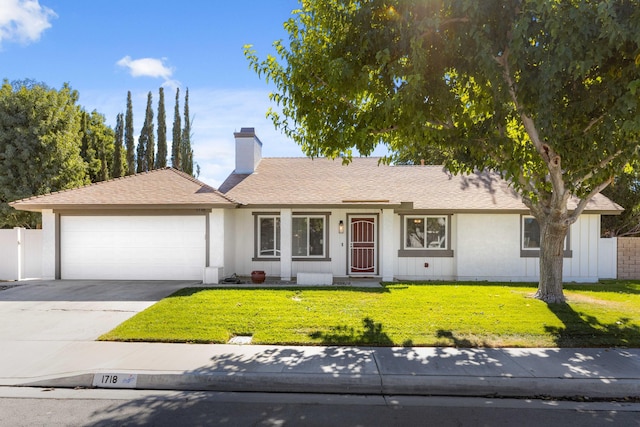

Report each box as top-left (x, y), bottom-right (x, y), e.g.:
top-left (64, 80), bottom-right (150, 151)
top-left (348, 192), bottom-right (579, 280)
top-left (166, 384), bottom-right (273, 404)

top-left (1, 342), bottom-right (638, 399)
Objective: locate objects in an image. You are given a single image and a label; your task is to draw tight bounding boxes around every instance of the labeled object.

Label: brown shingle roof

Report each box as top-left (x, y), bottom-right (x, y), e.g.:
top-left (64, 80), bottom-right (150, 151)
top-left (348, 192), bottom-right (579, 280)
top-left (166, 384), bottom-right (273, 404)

top-left (223, 157), bottom-right (622, 213)
top-left (10, 168), bottom-right (238, 212)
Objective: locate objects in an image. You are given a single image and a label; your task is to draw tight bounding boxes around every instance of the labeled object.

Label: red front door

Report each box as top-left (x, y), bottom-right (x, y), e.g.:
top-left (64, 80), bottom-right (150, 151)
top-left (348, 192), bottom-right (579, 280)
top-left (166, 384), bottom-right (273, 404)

top-left (348, 216), bottom-right (377, 275)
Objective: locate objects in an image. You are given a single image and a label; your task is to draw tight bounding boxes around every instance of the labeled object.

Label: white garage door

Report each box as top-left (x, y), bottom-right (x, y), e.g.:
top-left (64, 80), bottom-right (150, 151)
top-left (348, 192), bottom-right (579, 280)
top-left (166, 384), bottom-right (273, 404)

top-left (61, 216), bottom-right (206, 280)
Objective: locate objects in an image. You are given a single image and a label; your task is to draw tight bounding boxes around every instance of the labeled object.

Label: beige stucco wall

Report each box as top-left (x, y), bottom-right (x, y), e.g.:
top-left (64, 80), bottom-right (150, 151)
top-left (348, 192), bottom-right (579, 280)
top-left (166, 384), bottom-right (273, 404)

top-left (617, 237), bottom-right (640, 280)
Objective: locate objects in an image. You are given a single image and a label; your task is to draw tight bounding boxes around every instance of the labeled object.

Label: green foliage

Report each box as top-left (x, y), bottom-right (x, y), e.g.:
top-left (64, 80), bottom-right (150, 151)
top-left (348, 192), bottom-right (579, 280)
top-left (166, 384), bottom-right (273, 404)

top-left (79, 110), bottom-right (114, 182)
top-left (112, 113), bottom-right (125, 178)
top-left (124, 91), bottom-right (135, 175)
top-left (137, 91), bottom-right (154, 172)
top-left (99, 282), bottom-right (640, 347)
top-left (155, 87), bottom-right (167, 169)
top-left (0, 80), bottom-right (88, 228)
top-left (171, 88), bottom-right (181, 169)
top-left (181, 88), bottom-right (194, 175)
top-left (602, 171), bottom-right (640, 236)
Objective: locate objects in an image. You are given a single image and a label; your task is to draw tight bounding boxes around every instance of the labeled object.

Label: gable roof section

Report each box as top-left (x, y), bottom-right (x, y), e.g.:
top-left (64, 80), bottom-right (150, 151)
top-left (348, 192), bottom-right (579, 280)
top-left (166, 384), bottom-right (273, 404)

top-left (223, 157), bottom-right (622, 213)
top-left (11, 168), bottom-right (238, 212)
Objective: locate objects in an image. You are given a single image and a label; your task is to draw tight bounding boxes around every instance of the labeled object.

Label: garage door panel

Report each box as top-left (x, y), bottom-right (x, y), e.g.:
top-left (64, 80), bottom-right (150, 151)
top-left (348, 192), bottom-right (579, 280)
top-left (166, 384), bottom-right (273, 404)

top-left (61, 216), bottom-right (206, 280)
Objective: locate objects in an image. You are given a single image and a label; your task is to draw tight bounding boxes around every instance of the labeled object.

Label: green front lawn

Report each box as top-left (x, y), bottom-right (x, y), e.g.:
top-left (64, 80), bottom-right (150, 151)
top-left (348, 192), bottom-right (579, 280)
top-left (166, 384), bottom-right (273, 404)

top-left (99, 281), bottom-right (640, 348)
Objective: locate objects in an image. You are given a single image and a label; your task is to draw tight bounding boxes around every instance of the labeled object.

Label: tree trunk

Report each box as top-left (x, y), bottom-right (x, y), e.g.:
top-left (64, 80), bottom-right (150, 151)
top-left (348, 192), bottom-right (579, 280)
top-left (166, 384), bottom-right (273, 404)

top-left (534, 219), bottom-right (569, 304)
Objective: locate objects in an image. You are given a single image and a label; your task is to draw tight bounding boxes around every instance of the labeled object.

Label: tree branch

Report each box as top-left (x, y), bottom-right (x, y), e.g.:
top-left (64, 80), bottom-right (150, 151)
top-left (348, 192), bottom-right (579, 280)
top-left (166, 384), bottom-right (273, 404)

top-left (568, 176), bottom-right (614, 223)
top-left (583, 114), bottom-right (605, 134)
top-left (369, 126), bottom-right (398, 135)
top-left (573, 149), bottom-right (623, 187)
top-left (494, 50), bottom-right (549, 161)
top-left (420, 17), bottom-right (470, 38)
top-left (495, 49), bottom-right (568, 203)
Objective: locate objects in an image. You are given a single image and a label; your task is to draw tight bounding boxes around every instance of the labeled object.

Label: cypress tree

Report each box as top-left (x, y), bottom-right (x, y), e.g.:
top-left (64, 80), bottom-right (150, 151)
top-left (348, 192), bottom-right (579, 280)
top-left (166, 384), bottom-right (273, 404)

top-left (171, 88), bottom-right (181, 169)
top-left (155, 87), bottom-right (167, 168)
top-left (136, 126), bottom-right (145, 173)
top-left (113, 113), bottom-right (124, 178)
top-left (124, 91), bottom-right (135, 175)
top-left (139, 91), bottom-right (154, 171)
top-left (80, 111), bottom-right (89, 161)
top-left (181, 88), bottom-right (193, 176)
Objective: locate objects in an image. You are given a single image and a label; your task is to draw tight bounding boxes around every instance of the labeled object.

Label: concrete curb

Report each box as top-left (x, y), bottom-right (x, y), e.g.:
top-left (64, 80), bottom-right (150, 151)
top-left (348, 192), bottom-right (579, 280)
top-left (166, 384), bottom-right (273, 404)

top-left (18, 371), bottom-right (640, 400)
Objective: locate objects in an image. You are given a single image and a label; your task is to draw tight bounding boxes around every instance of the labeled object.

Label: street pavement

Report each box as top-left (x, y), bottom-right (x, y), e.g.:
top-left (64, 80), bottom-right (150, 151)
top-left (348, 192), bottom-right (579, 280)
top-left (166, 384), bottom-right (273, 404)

top-left (0, 280), bottom-right (638, 399)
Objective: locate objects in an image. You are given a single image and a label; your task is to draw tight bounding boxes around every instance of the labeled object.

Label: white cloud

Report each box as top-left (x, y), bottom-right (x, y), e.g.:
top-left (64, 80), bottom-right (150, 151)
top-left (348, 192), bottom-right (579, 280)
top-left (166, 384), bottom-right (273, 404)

top-left (116, 56), bottom-right (176, 84)
top-left (0, 0), bottom-right (56, 47)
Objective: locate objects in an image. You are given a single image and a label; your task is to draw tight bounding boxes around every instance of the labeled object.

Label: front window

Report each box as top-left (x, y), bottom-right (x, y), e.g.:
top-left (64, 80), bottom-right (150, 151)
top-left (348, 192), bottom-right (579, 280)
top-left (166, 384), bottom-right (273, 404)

top-left (405, 216), bottom-right (447, 250)
top-left (522, 216), bottom-right (540, 249)
top-left (521, 216), bottom-right (571, 257)
top-left (258, 215), bottom-right (280, 257)
top-left (293, 215), bottom-right (325, 257)
top-left (254, 213), bottom-right (329, 260)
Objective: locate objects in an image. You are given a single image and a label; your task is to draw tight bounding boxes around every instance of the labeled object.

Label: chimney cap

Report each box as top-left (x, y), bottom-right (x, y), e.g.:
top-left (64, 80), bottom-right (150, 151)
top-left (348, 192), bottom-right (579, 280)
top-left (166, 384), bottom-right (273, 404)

top-left (234, 127), bottom-right (256, 137)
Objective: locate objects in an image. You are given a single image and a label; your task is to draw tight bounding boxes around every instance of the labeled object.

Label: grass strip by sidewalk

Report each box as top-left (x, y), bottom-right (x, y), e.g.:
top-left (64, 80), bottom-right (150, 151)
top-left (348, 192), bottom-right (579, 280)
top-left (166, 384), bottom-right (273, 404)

top-left (99, 281), bottom-right (640, 348)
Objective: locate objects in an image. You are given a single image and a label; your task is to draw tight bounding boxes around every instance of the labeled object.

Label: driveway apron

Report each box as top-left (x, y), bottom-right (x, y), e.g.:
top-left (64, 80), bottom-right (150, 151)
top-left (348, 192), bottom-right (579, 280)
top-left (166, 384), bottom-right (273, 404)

top-left (0, 280), bottom-right (195, 341)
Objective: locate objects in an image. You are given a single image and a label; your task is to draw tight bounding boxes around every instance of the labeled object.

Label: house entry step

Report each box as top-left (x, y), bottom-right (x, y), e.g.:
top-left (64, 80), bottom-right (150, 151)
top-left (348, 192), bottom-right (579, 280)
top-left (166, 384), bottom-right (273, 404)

top-left (296, 272), bottom-right (333, 285)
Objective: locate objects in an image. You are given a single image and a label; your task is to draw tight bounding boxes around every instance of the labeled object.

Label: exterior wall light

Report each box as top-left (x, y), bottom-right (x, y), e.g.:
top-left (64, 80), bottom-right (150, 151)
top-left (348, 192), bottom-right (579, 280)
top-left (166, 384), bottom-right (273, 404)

top-left (339, 220), bottom-right (345, 234)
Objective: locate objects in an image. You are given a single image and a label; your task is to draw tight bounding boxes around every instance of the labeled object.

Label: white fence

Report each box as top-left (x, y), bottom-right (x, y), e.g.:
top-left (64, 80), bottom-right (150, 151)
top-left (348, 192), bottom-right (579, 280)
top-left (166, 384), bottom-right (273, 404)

top-left (598, 237), bottom-right (617, 280)
top-left (0, 228), bottom-right (42, 281)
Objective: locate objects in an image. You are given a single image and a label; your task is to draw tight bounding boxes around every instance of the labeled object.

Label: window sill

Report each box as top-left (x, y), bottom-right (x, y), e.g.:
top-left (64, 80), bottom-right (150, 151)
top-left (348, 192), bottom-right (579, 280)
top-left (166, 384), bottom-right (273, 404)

top-left (252, 257), bottom-right (333, 262)
top-left (398, 249), bottom-right (454, 258)
top-left (520, 250), bottom-right (573, 258)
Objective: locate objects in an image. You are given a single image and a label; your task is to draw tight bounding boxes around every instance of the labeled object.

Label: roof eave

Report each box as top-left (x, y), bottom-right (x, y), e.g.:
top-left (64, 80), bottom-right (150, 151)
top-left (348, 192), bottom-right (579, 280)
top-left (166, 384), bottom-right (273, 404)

top-left (11, 203), bottom-right (238, 213)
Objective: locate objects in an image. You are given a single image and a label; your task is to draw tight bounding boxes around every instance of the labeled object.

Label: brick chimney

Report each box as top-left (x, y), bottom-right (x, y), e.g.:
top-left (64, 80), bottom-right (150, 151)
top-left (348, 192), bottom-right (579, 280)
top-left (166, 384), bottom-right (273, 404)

top-left (233, 127), bottom-right (262, 174)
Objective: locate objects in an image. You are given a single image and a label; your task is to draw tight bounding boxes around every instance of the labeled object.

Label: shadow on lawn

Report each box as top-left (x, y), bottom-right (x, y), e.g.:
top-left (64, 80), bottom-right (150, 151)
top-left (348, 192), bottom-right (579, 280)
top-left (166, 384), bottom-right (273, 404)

top-left (435, 330), bottom-right (490, 348)
top-left (564, 281), bottom-right (640, 295)
top-left (545, 302), bottom-right (640, 347)
top-left (308, 317), bottom-right (394, 346)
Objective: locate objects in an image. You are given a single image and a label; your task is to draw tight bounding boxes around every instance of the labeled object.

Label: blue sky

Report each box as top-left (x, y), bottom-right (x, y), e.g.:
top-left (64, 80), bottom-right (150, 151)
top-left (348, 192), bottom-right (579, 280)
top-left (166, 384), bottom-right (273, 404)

top-left (0, 0), bottom-right (310, 187)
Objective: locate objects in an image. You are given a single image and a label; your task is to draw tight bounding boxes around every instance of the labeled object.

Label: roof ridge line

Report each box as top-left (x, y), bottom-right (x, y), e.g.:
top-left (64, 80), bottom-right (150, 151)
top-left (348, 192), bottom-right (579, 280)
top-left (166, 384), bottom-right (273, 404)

top-left (166, 168), bottom-right (240, 205)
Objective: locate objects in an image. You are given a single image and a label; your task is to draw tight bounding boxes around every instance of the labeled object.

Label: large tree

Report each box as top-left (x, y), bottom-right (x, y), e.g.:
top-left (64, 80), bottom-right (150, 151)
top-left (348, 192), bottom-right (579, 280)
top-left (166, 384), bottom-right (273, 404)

top-left (155, 87), bottom-right (167, 168)
top-left (124, 91), bottom-right (135, 175)
top-left (247, 0), bottom-right (640, 303)
top-left (0, 80), bottom-right (87, 228)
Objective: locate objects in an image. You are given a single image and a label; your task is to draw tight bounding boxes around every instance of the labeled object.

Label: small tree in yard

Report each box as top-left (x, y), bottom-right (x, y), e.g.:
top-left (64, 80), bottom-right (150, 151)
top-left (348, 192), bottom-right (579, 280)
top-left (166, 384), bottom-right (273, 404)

top-left (246, 0), bottom-right (640, 303)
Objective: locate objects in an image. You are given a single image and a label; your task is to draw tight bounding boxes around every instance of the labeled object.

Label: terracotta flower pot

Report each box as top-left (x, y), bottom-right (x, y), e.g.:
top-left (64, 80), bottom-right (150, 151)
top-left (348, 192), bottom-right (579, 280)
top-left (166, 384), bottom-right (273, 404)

top-left (251, 270), bottom-right (266, 284)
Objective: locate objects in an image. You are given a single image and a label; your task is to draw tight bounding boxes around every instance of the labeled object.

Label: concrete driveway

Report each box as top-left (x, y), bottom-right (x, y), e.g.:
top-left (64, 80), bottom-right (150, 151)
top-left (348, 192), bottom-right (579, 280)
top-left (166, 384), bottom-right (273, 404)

top-left (0, 280), bottom-right (198, 341)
